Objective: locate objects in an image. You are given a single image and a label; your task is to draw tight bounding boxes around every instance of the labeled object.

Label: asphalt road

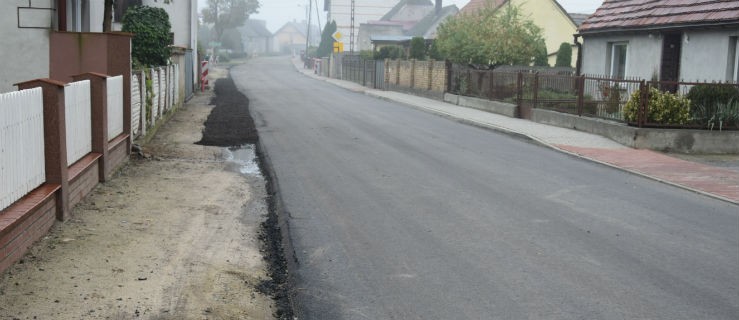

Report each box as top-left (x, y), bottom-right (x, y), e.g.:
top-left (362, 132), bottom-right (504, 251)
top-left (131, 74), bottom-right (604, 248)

top-left (231, 57), bottom-right (739, 320)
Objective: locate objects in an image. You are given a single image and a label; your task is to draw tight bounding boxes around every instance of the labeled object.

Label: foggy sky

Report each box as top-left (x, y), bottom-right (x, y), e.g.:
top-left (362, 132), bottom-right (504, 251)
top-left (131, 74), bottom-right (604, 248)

top-left (197, 0), bottom-right (603, 33)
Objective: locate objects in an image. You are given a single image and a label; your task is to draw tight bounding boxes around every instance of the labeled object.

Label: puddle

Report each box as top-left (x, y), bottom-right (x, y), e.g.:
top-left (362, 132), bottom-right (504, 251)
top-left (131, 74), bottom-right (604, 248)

top-left (223, 145), bottom-right (261, 176)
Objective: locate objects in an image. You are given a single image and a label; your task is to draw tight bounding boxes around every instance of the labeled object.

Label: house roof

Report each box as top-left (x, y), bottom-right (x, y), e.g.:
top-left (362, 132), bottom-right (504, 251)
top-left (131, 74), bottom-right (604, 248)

top-left (406, 5), bottom-right (460, 37)
top-left (579, 0), bottom-right (739, 34)
top-left (459, 0), bottom-right (507, 15)
top-left (381, 0), bottom-right (434, 21)
top-left (568, 13), bottom-right (591, 27)
top-left (240, 20), bottom-right (272, 38)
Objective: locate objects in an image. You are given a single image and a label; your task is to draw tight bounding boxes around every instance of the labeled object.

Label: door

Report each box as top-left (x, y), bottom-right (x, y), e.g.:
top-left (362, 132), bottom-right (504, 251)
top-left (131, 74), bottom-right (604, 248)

top-left (660, 33), bottom-right (682, 92)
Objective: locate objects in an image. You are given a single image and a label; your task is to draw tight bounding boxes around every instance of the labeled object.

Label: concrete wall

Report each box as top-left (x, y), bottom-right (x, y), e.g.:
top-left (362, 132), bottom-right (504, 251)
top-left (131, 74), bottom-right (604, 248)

top-left (532, 108), bottom-right (739, 154)
top-left (581, 33), bottom-right (662, 79)
top-left (0, 0), bottom-right (52, 93)
top-left (681, 29), bottom-right (739, 82)
top-left (444, 93), bottom-right (518, 118)
top-left (582, 29), bottom-right (739, 82)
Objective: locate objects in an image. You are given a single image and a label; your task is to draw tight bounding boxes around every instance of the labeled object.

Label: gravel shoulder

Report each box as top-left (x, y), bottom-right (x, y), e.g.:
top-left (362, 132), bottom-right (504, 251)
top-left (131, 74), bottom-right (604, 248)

top-left (0, 68), bottom-right (277, 319)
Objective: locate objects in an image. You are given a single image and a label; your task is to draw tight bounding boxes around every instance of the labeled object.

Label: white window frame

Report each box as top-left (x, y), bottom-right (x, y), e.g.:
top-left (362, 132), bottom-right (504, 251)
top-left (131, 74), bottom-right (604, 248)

top-left (609, 42), bottom-right (628, 79)
top-left (734, 39), bottom-right (739, 82)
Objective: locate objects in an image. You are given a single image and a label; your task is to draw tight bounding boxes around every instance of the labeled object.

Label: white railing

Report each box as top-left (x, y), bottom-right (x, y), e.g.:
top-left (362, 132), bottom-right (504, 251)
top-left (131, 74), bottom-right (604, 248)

top-left (64, 80), bottom-right (92, 165)
top-left (0, 88), bottom-right (46, 211)
top-left (131, 73), bottom-right (141, 138)
top-left (107, 75), bottom-right (124, 140)
top-left (152, 69), bottom-right (160, 118)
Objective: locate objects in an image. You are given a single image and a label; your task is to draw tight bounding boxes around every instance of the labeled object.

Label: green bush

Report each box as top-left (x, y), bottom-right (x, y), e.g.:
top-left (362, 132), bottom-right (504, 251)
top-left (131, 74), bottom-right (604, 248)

top-left (375, 46), bottom-right (404, 60)
top-left (686, 84), bottom-right (739, 109)
top-left (692, 99), bottom-right (739, 130)
top-left (122, 6), bottom-right (172, 67)
top-left (359, 50), bottom-right (374, 60)
top-left (555, 42), bottom-right (572, 67)
top-left (409, 37), bottom-right (426, 60)
top-left (624, 87), bottom-right (691, 124)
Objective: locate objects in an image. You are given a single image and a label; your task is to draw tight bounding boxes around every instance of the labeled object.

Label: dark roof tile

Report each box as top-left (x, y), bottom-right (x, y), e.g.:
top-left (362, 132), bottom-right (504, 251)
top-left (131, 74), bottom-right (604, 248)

top-left (580, 0), bottom-right (739, 33)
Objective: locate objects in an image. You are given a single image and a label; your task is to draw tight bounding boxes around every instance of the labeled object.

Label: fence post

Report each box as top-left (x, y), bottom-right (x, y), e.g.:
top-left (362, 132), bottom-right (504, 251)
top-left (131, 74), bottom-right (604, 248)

top-left (576, 75), bottom-right (585, 116)
top-left (15, 79), bottom-right (70, 221)
top-left (428, 60), bottom-right (434, 91)
top-left (72, 72), bottom-right (110, 182)
top-left (139, 69), bottom-right (147, 137)
top-left (532, 72), bottom-right (539, 109)
top-left (489, 69), bottom-right (495, 100)
top-left (516, 72), bottom-right (523, 112)
top-left (638, 80), bottom-right (647, 127)
top-left (445, 60), bottom-right (453, 93)
top-left (362, 59), bottom-right (367, 86)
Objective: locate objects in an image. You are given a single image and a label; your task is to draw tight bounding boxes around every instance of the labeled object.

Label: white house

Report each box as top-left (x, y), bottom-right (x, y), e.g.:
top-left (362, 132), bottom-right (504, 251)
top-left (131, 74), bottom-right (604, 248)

top-left (578, 0), bottom-right (739, 82)
top-left (325, 0), bottom-right (399, 52)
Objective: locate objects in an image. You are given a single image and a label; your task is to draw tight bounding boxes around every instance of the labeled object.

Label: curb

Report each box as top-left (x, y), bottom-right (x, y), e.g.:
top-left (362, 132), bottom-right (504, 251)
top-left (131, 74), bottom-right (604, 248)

top-left (291, 60), bottom-right (738, 206)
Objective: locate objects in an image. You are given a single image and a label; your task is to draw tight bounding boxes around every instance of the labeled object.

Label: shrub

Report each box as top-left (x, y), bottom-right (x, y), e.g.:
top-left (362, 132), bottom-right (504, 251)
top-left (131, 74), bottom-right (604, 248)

top-left (375, 46), bottom-right (404, 60)
top-left (409, 37), bottom-right (426, 60)
top-left (555, 42), bottom-right (572, 67)
top-left (624, 87), bottom-right (691, 124)
top-left (686, 84), bottom-right (739, 108)
top-left (122, 6), bottom-right (172, 67)
top-left (692, 98), bottom-right (739, 130)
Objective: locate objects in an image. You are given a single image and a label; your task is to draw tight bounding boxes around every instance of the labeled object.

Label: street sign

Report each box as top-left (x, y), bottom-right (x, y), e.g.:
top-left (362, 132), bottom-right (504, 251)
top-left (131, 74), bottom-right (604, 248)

top-left (333, 41), bottom-right (344, 53)
top-left (332, 31), bottom-right (342, 42)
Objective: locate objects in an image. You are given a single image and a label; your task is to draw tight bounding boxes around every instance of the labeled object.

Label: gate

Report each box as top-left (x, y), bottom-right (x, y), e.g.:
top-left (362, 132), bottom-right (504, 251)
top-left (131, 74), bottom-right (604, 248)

top-left (375, 60), bottom-right (385, 90)
top-left (185, 50), bottom-right (194, 100)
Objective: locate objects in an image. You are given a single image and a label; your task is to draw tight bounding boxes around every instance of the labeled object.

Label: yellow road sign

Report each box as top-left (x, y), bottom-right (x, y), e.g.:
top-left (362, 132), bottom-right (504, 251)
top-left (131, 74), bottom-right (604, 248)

top-left (333, 41), bottom-right (344, 53)
top-left (332, 31), bottom-right (342, 42)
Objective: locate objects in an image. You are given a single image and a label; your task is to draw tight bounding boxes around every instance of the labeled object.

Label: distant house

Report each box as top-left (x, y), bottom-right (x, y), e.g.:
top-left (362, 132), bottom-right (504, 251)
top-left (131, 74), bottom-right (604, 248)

top-left (240, 20), bottom-right (273, 55)
top-left (273, 21), bottom-right (320, 54)
top-left (361, 0), bottom-right (459, 52)
top-left (325, 0), bottom-right (398, 51)
top-left (578, 0), bottom-right (739, 82)
top-left (460, 0), bottom-right (581, 67)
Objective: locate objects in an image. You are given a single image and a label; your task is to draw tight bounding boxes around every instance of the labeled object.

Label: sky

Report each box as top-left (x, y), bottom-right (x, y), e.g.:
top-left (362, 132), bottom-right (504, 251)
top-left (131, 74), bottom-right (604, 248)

top-left (198, 0), bottom-right (603, 33)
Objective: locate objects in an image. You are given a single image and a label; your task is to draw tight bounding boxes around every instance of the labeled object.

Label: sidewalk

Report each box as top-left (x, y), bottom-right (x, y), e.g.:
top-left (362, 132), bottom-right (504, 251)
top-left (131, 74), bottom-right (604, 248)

top-left (294, 59), bottom-right (739, 204)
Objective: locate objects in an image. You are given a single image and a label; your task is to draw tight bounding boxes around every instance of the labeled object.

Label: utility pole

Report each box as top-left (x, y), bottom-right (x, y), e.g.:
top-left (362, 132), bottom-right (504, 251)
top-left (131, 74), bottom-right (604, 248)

top-left (306, 0), bottom-right (312, 57)
top-left (350, 0), bottom-right (355, 54)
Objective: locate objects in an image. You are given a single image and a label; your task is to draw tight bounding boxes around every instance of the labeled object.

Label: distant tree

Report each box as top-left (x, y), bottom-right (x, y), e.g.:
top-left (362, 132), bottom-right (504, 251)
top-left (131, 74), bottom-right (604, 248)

top-left (122, 6), bottom-right (172, 67)
top-left (316, 20), bottom-right (337, 58)
top-left (555, 42), bottom-right (572, 67)
top-left (103, 0), bottom-right (113, 31)
top-left (435, 4), bottom-right (543, 65)
top-left (533, 39), bottom-right (548, 66)
top-left (201, 0), bottom-right (260, 46)
top-left (409, 37), bottom-right (426, 60)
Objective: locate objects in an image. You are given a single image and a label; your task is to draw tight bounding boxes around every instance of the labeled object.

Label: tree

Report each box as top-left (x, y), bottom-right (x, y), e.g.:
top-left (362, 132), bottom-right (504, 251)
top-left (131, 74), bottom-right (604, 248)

top-left (316, 20), bottom-right (337, 58)
top-left (533, 39), bottom-right (548, 66)
top-left (435, 4), bottom-right (543, 65)
top-left (122, 6), bottom-right (172, 67)
top-left (555, 42), bottom-right (572, 67)
top-left (201, 0), bottom-right (260, 45)
top-left (409, 37), bottom-right (426, 60)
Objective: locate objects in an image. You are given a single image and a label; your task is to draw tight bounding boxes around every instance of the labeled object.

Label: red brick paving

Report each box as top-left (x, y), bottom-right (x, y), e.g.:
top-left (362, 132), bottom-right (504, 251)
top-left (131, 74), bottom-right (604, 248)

top-left (556, 145), bottom-right (739, 203)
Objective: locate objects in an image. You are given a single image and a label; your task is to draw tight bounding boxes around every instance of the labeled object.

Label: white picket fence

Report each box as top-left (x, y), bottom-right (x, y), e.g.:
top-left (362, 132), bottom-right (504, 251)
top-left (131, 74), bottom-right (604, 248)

top-left (130, 64), bottom-right (181, 140)
top-left (0, 88), bottom-right (46, 211)
top-left (64, 80), bottom-right (92, 166)
top-left (107, 75), bottom-right (124, 141)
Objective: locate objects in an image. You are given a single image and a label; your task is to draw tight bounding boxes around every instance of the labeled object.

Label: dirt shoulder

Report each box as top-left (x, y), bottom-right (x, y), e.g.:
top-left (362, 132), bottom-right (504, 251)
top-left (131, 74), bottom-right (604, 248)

top-left (0, 68), bottom-right (277, 319)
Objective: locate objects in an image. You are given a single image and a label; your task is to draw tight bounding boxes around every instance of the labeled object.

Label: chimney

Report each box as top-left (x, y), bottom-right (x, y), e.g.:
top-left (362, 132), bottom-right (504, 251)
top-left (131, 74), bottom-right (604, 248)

top-left (436, 0), bottom-right (442, 15)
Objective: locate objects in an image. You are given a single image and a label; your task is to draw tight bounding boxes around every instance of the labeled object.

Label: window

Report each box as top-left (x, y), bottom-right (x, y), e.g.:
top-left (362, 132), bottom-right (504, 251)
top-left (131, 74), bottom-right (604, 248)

top-left (609, 42), bottom-right (628, 79)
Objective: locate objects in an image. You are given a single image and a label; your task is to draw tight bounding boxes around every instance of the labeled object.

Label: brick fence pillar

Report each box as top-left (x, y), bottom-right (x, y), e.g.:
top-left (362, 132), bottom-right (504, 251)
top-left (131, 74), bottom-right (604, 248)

top-left (428, 60), bottom-right (434, 91)
top-left (72, 72), bottom-right (110, 182)
top-left (15, 79), bottom-right (70, 221)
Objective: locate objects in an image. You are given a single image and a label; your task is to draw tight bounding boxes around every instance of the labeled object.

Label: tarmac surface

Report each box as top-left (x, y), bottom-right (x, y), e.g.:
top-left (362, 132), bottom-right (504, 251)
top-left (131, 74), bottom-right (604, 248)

top-left (295, 59), bottom-right (739, 204)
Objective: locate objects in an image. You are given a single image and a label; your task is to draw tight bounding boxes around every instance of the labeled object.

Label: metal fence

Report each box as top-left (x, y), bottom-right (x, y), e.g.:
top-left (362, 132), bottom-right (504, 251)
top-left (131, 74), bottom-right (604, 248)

top-left (449, 63), bottom-right (738, 128)
top-left (342, 55), bottom-right (380, 89)
top-left (107, 75), bottom-right (124, 141)
top-left (0, 88), bottom-right (46, 211)
top-left (64, 80), bottom-right (92, 165)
